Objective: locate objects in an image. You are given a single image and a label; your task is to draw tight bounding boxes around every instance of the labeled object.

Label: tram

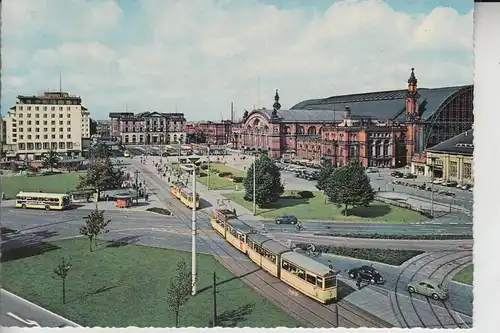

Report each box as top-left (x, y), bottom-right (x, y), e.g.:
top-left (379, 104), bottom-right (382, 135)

top-left (209, 207), bottom-right (338, 303)
top-left (170, 182), bottom-right (200, 209)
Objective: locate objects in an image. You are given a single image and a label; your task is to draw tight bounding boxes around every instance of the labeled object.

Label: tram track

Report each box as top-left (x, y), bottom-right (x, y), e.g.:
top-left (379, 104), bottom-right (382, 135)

top-left (392, 250), bottom-right (472, 328)
top-left (133, 161), bottom-right (392, 328)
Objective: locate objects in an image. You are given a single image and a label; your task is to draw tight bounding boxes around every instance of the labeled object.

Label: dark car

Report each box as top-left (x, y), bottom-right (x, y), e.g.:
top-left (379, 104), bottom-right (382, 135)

top-left (275, 214), bottom-right (298, 224)
top-left (348, 265), bottom-right (384, 284)
top-left (391, 171), bottom-right (403, 178)
top-left (403, 173), bottom-right (417, 179)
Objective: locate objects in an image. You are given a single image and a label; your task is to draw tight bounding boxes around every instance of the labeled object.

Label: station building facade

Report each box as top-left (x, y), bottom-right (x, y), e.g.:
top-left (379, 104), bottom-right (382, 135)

top-left (238, 69), bottom-right (474, 168)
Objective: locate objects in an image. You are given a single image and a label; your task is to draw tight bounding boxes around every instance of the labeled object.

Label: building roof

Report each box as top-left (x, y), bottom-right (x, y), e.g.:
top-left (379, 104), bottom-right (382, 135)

top-left (281, 251), bottom-right (334, 276)
top-left (426, 129), bottom-right (474, 155)
top-left (290, 86), bottom-right (471, 121)
top-left (258, 108), bottom-right (347, 123)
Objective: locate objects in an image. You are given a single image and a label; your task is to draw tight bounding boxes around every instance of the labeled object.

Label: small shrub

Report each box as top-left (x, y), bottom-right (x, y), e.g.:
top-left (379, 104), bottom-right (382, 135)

top-left (297, 190), bottom-right (314, 198)
top-left (200, 165), bottom-right (209, 170)
top-left (232, 177), bottom-right (244, 183)
top-left (211, 168), bottom-right (220, 174)
top-left (199, 172), bottom-right (208, 177)
top-left (146, 207), bottom-right (172, 216)
top-left (218, 172), bottom-right (233, 178)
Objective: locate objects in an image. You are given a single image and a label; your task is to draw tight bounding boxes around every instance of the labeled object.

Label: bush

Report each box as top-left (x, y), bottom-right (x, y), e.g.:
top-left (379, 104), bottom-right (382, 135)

top-left (232, 177), bottom-right (244, 183)
top-left (312, 233), bottom-right (473, 240)
top-left (219, 172), bottom-right (233, 177)
top-left (210, 168), bottom-right (220, 174)
top-left (199, 172), bottom-right (208, 177)
top-left (146, 207), bottom-right (172, 216)
top-left (200, 164), bottom-right (209, 170)
top-left (297, 190), bottom-right (314, 198)
top-left (296, 244), bottom-right (423, 266)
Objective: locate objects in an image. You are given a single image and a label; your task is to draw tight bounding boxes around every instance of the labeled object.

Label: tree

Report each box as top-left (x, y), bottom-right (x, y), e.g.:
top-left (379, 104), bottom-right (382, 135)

top-left (243, 110), bottom-right (249, 120)
top-left (77, 157), bottom-right (125, 198)
top-left (90, 142), bottom-right (110, 159)
top-left (243, 154), bottom-right (284, 207)
top-left (79, 205), bottom-right (111, 251)
top-left (42, 149), bottom-right (59, 173)
top-left (324, 162), bottom-right (375, 216)
top-left (316, 159), bottom-right (335, 191)
top-left (167, 259), bottom-right (192, 327)
top-left (52, 257), bottom-right (72, 304)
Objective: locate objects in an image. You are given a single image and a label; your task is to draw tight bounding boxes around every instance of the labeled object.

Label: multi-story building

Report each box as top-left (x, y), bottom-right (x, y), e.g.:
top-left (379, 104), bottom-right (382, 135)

top-left (95, 120), bottom-right (111, 137)
top-left (4, 92), bottom-right (89, 159)
top-left (109, 111), bottom-right (186, 144)
top-left (238, 69), bottom-right (474, 168)
top-left (186, 120), bottom-right (234, 145)
top-left (81, 109), bottom-right (91, 138)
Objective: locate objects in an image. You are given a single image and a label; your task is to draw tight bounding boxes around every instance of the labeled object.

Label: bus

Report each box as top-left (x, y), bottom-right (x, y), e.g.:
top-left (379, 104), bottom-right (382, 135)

top-left (16, 192), bottom-right (71, 211)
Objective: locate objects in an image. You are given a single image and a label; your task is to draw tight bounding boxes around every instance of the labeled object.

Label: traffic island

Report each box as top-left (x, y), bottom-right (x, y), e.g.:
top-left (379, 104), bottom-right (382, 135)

top-left (452, 264), bottom-right (473, 285)
top-left (0, 172), bottom-right (84, 199)
top-left (223, 191), bottom-right (428, 223)
top-left (146, 207), bottom-right (173, 216)
top-left (2, 238), bottom-right (301, 328)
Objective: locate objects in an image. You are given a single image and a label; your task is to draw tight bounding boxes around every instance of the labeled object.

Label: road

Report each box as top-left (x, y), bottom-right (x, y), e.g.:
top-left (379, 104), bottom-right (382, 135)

top-left (0, 289), bottom-right (81, 328)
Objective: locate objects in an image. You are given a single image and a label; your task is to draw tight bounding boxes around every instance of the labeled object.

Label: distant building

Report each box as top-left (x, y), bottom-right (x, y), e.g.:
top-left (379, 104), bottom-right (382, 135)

top-left (187, 120), bottom-right (235, 145)
top-left (109, 111), bottom-right (186, 144)
top-left (411, 129), bottom-right (474, 185)
top-left (3, 91), bottom-right (90, 159)
top-left (238, 69), bottom-right (474, 168)
top-left (95, 120), bottom-right (111, 137)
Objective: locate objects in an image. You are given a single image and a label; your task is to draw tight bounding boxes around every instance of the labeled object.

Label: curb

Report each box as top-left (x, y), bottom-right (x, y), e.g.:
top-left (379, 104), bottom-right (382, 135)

top-left (1, 289), bottom-right (83, 327)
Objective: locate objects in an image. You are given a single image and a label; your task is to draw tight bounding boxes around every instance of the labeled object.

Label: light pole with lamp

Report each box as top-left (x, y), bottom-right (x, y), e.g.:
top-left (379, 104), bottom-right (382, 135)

top-left (207, 144), bottom-right (211, 190)
top-left (430, 156), bottom-right (436, 217)
top-left (252, 152), bottom-right (257, 216)
top-left (180, 155), bottom-right (201, 296)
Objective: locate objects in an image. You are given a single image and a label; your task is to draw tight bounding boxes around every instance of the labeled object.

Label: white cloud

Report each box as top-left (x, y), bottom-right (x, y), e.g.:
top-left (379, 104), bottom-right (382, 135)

top-left (1, 0), bottom-right (473, 120)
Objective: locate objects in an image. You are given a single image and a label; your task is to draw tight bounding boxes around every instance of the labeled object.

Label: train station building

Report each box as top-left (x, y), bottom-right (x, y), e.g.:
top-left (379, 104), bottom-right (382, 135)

top-left (237, 69), bottom-right (473, 168)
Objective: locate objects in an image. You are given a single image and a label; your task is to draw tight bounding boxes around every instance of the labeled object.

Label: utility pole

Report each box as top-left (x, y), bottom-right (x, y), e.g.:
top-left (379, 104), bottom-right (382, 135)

top-left (430, 157), bottom-right (435, 217)
top-left (252, 153), bottom-right (256, 216)
top-left (134, 170), bottom-right (139, 203)
top-left (207, 145), bottom-right (211, 190)
top-left (212, 270), bottom-right (217, 327)
top-left (191, 165), bottom-right (197, 295)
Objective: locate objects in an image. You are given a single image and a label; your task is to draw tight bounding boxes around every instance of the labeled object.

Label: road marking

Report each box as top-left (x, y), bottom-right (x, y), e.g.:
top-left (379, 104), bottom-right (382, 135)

top-left (2, 289), bottom-right (82, 327)
top-left (7, 312), bottom-right (41, 327)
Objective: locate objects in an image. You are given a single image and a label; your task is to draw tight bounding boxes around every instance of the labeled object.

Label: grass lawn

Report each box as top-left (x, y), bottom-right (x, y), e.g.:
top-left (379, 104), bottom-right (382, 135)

top-left (198, 163), bottom-right (246, 190)
top-left (2, 238), bottom-right (301, 328)
top-left (224, 191), bottom-right (428, 223)
top-left (452, 264), bottom-right (473, 285)
top-left (0, 172), bottom-right (84, 199)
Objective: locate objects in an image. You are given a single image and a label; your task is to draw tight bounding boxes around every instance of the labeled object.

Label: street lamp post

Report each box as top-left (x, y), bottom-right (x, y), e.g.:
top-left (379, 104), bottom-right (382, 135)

top-left (253, 152), bottom-right (256, 216)
top-left (181, 156), bottom-right (200, 296)
top-left (430, 157), bottom-right (436, 217)
top-left (134, 170), bottom-right (139, 203)
top-left (207, 145), bottom-right (211, 190)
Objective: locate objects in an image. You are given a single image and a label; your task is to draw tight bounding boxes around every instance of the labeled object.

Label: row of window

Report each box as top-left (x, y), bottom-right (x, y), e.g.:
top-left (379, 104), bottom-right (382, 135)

top-left (14, 133), bottom-right (72, 140)
top-left (18, 142), bottom-right (74, 150)
top-left (16, 196), bottom-right (61, 202)
top-left (281, 260), bottom-right (336, 288)
top-left (14, 127), bottom-right (72, 133)
top-left (17, 120), bottom-right (73, 126)
top-left (123, 121), bottom-right (182, 126)
top-left (15, 112), bottom-right (72, 119)
top-left (248, 240), bottom-right (277, 263)
top-left (226, 225), bottom-right (246, 241)
top-left (17, 106), bottom-right (76, 111)
top-left (449, 161), bottom-right (473, 179)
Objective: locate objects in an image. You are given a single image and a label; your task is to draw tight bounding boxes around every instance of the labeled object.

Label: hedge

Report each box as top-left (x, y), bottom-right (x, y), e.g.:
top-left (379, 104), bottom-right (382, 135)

top-left (313, 233), bottom-right (473, 240)
top-left (296, 244), bottom-right (423, 266)
top-left (232, 176), bottom-right (244, 183)
top-left (218, 172), bottom-right (233, 177)
top-left (146, 207), bottom-right (172, 216)
top-left (200, 165), bottom-right (209, 170)
top-left (297, 190), bottom-right (314, 198)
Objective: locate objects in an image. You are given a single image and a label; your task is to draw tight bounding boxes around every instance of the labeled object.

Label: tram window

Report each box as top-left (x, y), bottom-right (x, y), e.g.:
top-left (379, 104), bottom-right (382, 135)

top-left (281, 260), bottom-right (290, 271)
top-left (231, 229), bottom-right (237, 237)
top-left (316, 277), bottom-right (323, 288)
top-left (271, 254), bottom-right (276, 262)
top-left (306, 274), bottom-right (316, 285)
top-left (238, 234), bottom-right (245, 241)
top-left (289, 264), bottom-right (297, 273)
top-left (297, 269), bottom-right (305, 280)
top-left (248, 240), bottom-right (254, 249)
top-left (324, 276), bottom-right (336, 288)
top-left (254, 245), bottom-right (261, 253)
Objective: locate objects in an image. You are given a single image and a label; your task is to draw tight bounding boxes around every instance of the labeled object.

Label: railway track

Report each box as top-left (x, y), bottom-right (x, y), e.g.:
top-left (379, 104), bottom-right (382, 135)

top-left (392, 250), bottom-right (472, 328)
top-left (133, 161), bottom-right (392, 328)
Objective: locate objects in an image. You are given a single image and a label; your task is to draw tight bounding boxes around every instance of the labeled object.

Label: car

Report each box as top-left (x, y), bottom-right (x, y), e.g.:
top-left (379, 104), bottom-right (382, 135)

top-left (407, 279), bottom-right (448, 300)
top-left (275, 214), bottom-right (298, 224)
top-left (403, 173), bottom-right (417, 179)
top-left (442, 180), bottom-right (458, 187)
top-left (348, 265), bottom-right (384, 284)
top-left (391, 171), bottom-right (403, 178)
top-left (461, 184), bottom-right (471, 190)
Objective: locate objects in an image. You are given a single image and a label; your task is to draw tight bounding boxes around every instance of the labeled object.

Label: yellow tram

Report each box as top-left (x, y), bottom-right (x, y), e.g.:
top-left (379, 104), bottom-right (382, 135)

top-left (209, 207), bottom-right (338, 303)
top-left (170, 182), bottom-right (200, 209)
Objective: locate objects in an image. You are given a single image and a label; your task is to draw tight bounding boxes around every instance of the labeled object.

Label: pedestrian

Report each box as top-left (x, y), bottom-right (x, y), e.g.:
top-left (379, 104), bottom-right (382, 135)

top-left (356, 276), bottom-right (362, 289)
top-left (145, 193), bottom-right (149, 202)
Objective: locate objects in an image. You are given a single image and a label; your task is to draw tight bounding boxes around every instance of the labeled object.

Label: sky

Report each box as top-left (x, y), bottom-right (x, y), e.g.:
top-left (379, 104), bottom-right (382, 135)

top-left (1, 0), bottom-right (473, 121)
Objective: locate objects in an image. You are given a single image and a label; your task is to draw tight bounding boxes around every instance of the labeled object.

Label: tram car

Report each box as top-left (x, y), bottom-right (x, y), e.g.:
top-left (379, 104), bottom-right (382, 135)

top-left (210, 208), bottom-right (338, 303)
top-left (170, 182), bottom-right (200, 209)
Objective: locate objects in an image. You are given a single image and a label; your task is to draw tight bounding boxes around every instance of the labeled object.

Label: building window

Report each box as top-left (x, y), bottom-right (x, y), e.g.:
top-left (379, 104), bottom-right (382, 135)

top-left (51, 142), bottom-right (57, 149)
top-left (463, 162), bottom-right (472, 179)
top-left (19, 135), bottom-right (24, 140)
top-left (44, 135), bottom-right (48, 139)
top-left (35, 142), bottom-right (41, 149)
top-left (67, 127), bottom-right (71, 132)
top-left (43, 106), bottom-right (47, 111)
top-left (59, 107), bottom-right (63, 111)
top-left (51, 114), bottom-right (56, 118)
top-left (59, 128), bottom-right (63, 132)
top-left (18, 143), bottom-right (25, 150)
top-left (60, 134), bottom-right (64, 139)
top-left (449, 161), bottom-right (458, 178)
top-left (67, 142), bottom-right (73, 149)
top-left (27, 135), bottom-right (32, 140)
top-left (43, 142), bottom-right (49, 149)
top-left (27, 143), bottom-right (34, 150)
top-left (18, 106), bottom-right (23, 111)
top-left (35, 135), bottom-right (40, 140)
top-left (67, 134), bottom-right (71, 139)
top-left (59, 142), bottom-right (65, 149)
top-left (43, 121), bottom-right (47, 125)
top-left (59, 121), bottom-right (63, 125)
top-left (43, 128), bottom-right (48, 132)
top-left (67, 121), bottom-right (71, 125)
top-left (51, 134), bottom-right (56, 139)
top-left (67, 107), bottom-right (71, 111)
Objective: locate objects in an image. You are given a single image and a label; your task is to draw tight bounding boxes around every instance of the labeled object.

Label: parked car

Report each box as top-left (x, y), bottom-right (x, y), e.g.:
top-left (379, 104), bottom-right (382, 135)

top-left (468, 186), bottom-right (473, 192)
top-left (407, 279), bottom-right (448, 300)
top-left (439, 191), bottom-right (456, 197)
top-left (460, 184), bottom-right (471, 190)
top-left (391, 171), bottom-right (404, 178)
top-left (275, 214), bottom-right (298, 224)
top-left (403, 173), bottom-right (417, 179)
top-left (441, 180), bottom-right (458, 187)
top-left (348, 265), bottom-right (384, 284)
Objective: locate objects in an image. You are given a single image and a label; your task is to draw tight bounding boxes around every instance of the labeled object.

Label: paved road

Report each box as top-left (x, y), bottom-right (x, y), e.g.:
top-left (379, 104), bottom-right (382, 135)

top-left (0, 289), bottom-right (81, 328)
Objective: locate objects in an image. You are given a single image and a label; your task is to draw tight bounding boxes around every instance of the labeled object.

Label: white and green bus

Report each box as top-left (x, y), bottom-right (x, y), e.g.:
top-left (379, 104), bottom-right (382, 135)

top-left (15, 192), bottom-right (71, 211)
